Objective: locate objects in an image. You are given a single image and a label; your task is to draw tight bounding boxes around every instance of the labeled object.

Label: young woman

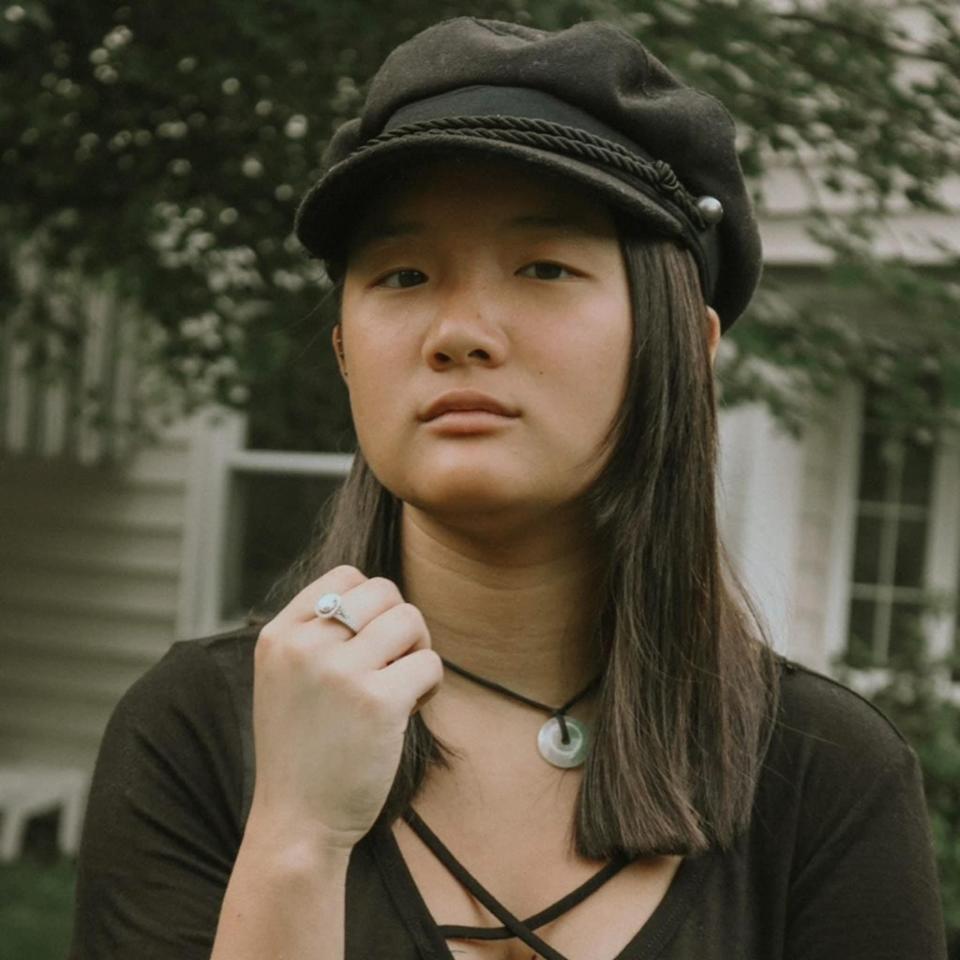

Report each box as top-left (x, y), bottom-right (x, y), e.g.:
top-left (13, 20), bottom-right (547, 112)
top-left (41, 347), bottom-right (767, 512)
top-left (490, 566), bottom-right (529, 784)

top-left (69, 17), bottom-right (947, 960)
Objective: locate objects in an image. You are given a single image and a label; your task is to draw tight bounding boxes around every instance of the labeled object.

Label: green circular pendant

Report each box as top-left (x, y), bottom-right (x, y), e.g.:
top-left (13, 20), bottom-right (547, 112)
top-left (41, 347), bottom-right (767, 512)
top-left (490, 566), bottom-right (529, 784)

top-left (537, 716), bottom-right (589, 768)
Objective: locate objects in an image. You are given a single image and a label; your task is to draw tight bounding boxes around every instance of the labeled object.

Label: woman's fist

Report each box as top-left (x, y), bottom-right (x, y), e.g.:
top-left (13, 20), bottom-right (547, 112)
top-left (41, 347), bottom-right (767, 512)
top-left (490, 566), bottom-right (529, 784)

top-left (249, 566), bottom-right (443, 852)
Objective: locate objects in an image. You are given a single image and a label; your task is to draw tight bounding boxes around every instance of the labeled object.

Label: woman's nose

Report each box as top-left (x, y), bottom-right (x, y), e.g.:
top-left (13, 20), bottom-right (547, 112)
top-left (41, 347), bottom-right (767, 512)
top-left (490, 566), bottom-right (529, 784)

top-left (420, 281), bottom-right (509, 371)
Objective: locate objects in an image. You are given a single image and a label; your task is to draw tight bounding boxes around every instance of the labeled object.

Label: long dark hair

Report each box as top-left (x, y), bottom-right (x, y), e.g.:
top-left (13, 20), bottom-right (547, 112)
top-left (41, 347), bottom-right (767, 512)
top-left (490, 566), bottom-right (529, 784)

top-left (266, 228), bottom-right (782, 859)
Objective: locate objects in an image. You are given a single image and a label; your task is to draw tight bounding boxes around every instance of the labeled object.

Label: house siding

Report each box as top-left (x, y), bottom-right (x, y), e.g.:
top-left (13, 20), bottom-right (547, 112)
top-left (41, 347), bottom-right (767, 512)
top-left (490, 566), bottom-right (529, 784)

top-left (787, 384), bottom-right (862, 673)
top-left (0, 429), bottom-right (192, 768)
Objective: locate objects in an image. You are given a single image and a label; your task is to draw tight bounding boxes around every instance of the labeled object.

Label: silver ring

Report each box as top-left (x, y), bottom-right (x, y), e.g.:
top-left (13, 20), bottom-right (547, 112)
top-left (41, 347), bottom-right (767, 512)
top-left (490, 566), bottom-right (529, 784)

top-left (314, 592), bottom-right (359, 635)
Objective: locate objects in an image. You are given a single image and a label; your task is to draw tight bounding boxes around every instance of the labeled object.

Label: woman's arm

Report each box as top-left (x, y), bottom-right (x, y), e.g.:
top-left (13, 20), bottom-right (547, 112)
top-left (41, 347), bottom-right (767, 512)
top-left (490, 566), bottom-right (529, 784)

top-left (70, 565), bottom-right (441, 959)
top-left (785, 739), bottom-right (948, 959)
top-left (68, 638), bottom-right (356, 960)
top-left (67, 639), bottom-right (251, 958)
top-left (210, 805), bottom-right (352, 960)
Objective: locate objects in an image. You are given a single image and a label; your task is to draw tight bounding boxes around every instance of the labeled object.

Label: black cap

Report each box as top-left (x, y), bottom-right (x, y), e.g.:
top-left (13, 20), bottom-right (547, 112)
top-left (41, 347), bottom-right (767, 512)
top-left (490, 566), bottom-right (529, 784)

top-left (294, 17), bottom-right (762, 331)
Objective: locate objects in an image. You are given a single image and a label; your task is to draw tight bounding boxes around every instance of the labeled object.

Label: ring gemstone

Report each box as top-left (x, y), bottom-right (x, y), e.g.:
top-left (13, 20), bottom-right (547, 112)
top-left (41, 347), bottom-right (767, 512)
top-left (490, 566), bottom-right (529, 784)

top-left (314, 593), bottom-right (342, 618)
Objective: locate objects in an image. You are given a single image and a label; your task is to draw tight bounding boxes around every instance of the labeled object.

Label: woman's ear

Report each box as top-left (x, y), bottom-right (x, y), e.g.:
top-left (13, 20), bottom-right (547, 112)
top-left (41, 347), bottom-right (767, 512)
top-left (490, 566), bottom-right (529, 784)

top-left (706, 307), bottom-right (721, 365)
top-left (332, 324), bottom-right (348, 382)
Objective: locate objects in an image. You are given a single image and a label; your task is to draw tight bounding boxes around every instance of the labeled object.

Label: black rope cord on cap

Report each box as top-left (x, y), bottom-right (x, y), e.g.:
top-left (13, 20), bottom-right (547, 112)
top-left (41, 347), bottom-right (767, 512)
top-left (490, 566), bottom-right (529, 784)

top-left (355, 115), bottom-right (708, 232)
top-left (440, 657), bottom-right (600, 745)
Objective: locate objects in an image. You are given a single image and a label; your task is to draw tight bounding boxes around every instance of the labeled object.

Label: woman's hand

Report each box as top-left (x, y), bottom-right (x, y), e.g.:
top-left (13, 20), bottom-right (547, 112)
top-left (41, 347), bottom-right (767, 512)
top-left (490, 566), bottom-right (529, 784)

top-left (248, 565), bottom-right (443, 853)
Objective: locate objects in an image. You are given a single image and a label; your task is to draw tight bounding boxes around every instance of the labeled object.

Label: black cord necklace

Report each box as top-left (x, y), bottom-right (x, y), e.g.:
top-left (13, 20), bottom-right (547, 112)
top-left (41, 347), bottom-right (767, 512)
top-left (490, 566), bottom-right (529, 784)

top-left (439, 657), bottom-right (601, 768)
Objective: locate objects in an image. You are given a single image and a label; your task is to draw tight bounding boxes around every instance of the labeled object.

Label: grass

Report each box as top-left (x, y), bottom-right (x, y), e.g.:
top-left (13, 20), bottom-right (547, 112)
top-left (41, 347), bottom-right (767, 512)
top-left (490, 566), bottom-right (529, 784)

top-left (0, 858), bottom-right (76, 960)
top-left (0, 814), bottom-right (76, 960)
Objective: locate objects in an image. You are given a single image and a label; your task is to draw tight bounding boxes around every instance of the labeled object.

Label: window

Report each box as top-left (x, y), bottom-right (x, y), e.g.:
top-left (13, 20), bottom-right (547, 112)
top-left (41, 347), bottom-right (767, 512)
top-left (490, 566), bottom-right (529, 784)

top-left (180, 302), bottom-right (357, 636)
top-left (223, 465), bottom-right (349, 622)
top-left (954, 554), bottom-right (960, 683)
top-left (212, 300), bottom-right (355, 628)
top-left (844, 382), bottom-right (960, 675)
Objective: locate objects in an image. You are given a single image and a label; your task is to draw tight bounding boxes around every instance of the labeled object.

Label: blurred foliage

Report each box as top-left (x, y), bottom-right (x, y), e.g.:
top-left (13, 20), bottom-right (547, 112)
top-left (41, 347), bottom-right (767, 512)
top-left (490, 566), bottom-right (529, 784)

top-left (836, 650), bottom-right (960, 956)
top-left (0, 855), bottom-right (75, 960)
top-left (1, 0), bottom-right (959, 452)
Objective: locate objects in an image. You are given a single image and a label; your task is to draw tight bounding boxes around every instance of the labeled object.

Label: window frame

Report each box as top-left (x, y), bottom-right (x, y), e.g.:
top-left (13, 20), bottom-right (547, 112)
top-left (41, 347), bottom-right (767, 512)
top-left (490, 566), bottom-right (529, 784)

top-left (176, 409), bottom-right (352, 639)
top-left (824, 383), bottom-right (960, 699)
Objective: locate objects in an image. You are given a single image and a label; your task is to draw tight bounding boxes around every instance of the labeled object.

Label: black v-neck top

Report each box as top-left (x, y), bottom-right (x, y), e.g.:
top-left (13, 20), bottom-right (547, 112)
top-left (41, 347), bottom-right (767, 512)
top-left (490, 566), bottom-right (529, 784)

top-left (67, 626), bottom-right (948, 959)
top-left (370, 815), bottom-right (711, 960)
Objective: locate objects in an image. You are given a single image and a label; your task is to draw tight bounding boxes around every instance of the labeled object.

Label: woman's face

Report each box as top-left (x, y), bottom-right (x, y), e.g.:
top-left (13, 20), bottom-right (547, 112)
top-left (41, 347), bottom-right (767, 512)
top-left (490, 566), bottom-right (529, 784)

top-left (337, 157), bottom-right (635, 524)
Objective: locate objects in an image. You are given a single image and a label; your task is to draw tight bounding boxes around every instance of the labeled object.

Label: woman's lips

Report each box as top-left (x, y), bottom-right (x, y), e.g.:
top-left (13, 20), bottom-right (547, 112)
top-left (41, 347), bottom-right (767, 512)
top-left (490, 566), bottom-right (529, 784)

top-left (420, 390), bottom-right (519, 421)
top-left (424, 410), bottom-right (517, 434)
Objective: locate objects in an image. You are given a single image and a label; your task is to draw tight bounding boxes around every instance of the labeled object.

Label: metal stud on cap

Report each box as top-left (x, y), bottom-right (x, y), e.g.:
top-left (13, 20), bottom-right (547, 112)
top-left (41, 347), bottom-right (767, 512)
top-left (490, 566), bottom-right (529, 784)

top-left (696, 195), bottom-right (724, 226)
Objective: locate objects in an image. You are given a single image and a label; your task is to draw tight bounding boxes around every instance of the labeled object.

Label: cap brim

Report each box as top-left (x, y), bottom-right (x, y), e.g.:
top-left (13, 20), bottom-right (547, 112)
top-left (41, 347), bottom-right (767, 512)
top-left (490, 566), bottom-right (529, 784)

top-left (294, 133), bottom-right (688, 266)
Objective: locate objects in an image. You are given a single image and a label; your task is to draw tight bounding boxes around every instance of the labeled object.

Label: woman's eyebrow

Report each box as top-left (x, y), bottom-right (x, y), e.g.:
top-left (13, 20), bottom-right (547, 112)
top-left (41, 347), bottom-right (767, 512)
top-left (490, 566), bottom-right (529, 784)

top-left (350, 210), bottom-right (599, 256)
top-left (503, 213), bottom-right (600, 234)
top-left (349, 219), bottom-right (423, 257)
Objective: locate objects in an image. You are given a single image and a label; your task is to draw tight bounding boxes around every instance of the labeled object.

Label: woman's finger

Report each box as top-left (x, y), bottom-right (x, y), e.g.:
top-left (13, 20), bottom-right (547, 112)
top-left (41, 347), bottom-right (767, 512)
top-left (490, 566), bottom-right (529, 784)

top-left (267, 565), bottom-right (368, 632)
top-left (336, 602), bottom-right (432, 670)
top-left (370, 648), bottom-right (445, 716)
top-left (289, 576), bottom-right (406, 645)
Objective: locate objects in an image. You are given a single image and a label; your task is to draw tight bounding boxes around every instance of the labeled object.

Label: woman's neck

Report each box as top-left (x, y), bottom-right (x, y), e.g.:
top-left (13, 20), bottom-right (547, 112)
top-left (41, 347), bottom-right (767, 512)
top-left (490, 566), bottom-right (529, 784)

top-left (399, 503), bottom-right (606, 706)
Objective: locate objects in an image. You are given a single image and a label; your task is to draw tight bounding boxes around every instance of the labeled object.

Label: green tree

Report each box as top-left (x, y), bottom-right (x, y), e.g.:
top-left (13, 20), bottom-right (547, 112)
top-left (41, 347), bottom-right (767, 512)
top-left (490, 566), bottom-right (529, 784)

top-left (2, 0), bottom-right (959, 451)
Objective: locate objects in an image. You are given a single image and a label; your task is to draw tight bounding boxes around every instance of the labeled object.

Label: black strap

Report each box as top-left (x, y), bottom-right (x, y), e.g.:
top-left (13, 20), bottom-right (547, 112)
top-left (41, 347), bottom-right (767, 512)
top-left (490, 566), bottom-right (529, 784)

top-left (439, 658), bottom-right (601, 745)
top-left (403, 807), bottom-right (631, 957)
top-left (438, 855), bottom-right (630, 940)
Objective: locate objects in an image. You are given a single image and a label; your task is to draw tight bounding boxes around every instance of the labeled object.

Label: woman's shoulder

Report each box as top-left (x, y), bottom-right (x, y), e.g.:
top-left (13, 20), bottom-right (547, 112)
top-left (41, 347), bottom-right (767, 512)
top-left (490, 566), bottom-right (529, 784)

top-left (103, 625), bottom-right (261, 789)
top-left (756, 656), bottom-right (922, 839)
top-left (117, 623), bottom-right (260, 722)
top-left (773, 656), bottom-right (914, 767)
top-left (102, 624), bottom-right (262, 826)
top-left (741, 659), bottom-right (945, 957)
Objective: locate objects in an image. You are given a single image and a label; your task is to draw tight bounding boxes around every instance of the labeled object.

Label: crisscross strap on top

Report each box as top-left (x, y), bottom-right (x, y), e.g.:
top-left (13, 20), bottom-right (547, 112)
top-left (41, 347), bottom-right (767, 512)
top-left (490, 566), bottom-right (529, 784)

top-left (402, 807), bottom-right (631, 960)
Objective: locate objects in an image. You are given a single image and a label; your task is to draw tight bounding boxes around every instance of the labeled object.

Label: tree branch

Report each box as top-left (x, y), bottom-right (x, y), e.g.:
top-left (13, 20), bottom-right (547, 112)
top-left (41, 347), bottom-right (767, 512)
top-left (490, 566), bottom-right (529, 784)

top-left (774, 10), bottom-right (958, 68)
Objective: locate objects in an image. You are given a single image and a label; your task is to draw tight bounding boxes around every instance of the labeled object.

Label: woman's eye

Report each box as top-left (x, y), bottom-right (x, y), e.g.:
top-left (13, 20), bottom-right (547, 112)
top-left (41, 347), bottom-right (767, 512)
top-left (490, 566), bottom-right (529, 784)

top-left (377, 269), bottom-right (426, 288)
top-left (518, 261), bottom-right (577, 280)
top-left (374, 263), bottom-right (576, 286)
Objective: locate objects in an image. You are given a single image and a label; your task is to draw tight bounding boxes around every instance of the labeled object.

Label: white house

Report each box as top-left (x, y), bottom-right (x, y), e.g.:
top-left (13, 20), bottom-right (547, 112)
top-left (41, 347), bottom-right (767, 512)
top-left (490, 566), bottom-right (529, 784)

top-left (1, 157), bottom-right (958, 859)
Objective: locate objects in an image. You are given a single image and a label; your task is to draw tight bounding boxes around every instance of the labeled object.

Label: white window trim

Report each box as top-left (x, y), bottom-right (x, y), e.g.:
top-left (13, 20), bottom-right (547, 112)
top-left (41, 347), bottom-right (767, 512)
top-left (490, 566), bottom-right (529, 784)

top-left (820, 381), bottom-right (864, 665)
top-left (822, 382), bottom-right (960, 700)
top-left (926, 425), bottom-right (960, 661)
top-left (177, 408), bottom-right (352, 639)
top-left (717, 401), bottom-right (805, 656)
